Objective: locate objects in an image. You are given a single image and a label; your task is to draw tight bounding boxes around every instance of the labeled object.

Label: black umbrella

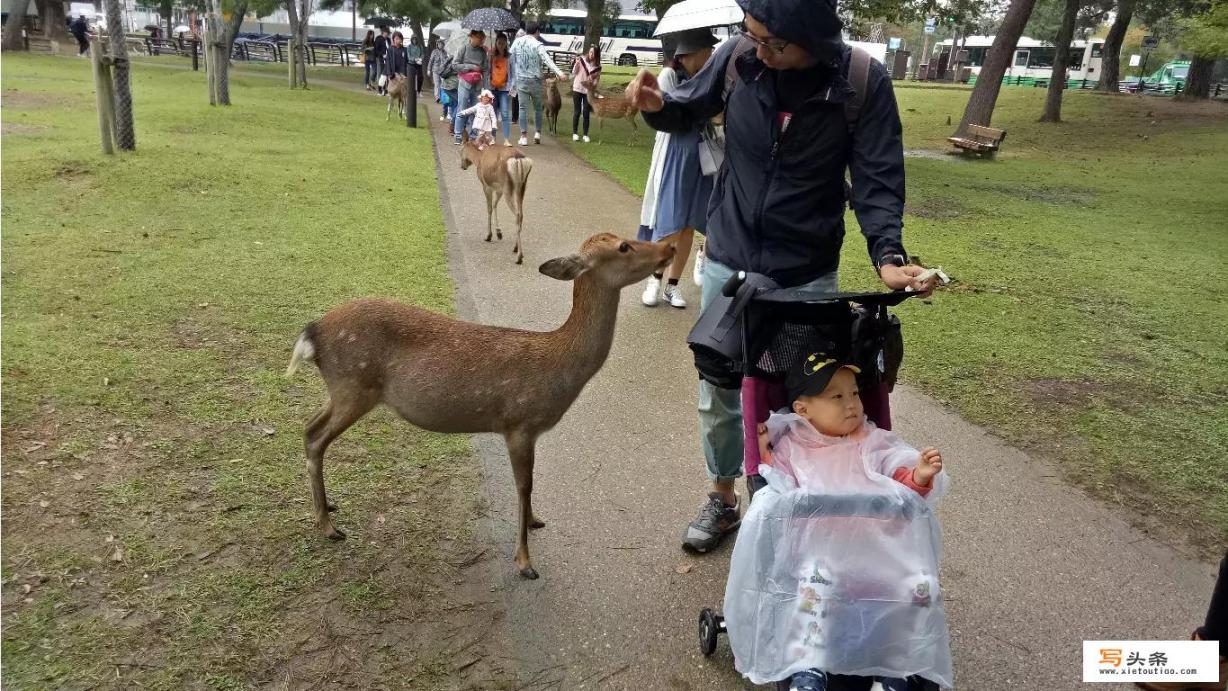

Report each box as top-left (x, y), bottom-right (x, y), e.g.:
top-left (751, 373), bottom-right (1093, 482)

top-left (364, 16), bottom-right (398, 28)
top-left (460, 7), bottom-right (518, 33)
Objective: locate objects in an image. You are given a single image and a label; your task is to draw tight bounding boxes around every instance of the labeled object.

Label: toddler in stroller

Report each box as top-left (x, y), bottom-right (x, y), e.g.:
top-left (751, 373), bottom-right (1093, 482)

top-left (725, 350), bottom-right (952, 690)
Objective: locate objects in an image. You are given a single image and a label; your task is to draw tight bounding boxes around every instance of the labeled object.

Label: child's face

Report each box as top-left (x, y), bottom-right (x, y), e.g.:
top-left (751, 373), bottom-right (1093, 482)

top-left (481, 95), bottom-right (492, 104)
top-left (792, 368), bottom-right (863, 437)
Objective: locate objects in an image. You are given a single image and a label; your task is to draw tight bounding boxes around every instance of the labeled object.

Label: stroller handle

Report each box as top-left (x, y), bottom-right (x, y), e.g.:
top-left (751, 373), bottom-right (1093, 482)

top-left (721, 270), bottom-right (747, 297)
top-left (774, 492), bottom-right (925, 521)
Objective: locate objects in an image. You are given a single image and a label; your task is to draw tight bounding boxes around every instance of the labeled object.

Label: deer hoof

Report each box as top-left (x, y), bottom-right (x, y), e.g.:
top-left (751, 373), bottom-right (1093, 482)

top-left (530, 516), bottom-right (545, 529)
top-left (496, 229), bottom-right (503, 240)
top-left (323, 525), bottom-right (347, 541)
top-left (326, 502), bottom-right (338, 512)
top-left (515, 255), bottom-right (524, 265)
top-left (518, 565), bottom-right (539, 580)
top-left (484, 235), bottom-right (492, 243)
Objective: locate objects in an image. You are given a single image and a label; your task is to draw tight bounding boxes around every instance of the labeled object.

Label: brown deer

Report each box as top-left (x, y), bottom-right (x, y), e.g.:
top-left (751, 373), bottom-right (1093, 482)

top-left (385, 74), bottom-right (407, 121)
top-left (587, 89), bottom-right (639, 145)
top-left (544, 77), bottom-right (562, 135)
top-left (460, 132), bottom-right (533, 264)
top-left (286, 234), bottom-right (676, 579)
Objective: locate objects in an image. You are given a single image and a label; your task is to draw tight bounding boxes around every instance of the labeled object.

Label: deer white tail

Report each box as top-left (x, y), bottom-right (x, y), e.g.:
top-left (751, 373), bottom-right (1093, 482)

top-left (506, 157), bottom-right (532, 198)
top-left (286, 329), bottom-right (317, 377)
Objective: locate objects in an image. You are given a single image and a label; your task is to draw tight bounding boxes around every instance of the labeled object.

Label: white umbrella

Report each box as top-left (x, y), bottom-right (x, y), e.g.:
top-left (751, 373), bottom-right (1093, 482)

top-left (432, 20), bottom-right (461, 39)
top-left (653, 0), bottom-right (743, 37)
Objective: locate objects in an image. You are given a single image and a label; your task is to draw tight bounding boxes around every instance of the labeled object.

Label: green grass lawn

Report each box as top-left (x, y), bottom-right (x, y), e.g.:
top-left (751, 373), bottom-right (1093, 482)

top-left (2, 54), bottom-right (486, 689)
top-left (561, 83), bottom-right (1228, 553)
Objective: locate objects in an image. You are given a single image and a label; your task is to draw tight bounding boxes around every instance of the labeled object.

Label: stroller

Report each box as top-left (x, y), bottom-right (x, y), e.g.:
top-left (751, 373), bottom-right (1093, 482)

top-left (688, 272), bottom-right (944, 691)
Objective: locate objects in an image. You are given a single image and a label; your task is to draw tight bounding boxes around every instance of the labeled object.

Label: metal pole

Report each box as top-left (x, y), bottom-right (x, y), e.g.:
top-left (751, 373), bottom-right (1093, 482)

top-left (406, 65), bottom-right (417, 128)
top-left (90, 36), bottom-right (114, 154)
top-left (192, 37), bottom-right (199, 70)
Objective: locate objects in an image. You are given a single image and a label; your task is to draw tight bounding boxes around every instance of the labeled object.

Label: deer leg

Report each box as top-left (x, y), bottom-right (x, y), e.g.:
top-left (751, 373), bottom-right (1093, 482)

top-left (492, 189), bottom-right (504, 241)
top-left (483, 186), bottom-right (495, 242)
top-left (386, 98), bottom-right (393, 121)
top-left (507, 189), bottom-right (523, 264)
top-left (305, 391), bottom-right (378, 540)
top-left (504, 430), bottom-right (540, 579)
top-left (627, 114), bottom-right (637, 147)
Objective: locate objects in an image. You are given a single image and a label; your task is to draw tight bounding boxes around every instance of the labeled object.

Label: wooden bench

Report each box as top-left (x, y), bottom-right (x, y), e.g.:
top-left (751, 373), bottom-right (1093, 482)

top-left (947, 124), bottom-right (1007, 158)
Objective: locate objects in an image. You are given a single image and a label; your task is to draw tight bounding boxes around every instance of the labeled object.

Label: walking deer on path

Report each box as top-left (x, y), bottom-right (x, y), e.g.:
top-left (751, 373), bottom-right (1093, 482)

top-left (460, 132), bottom-right (533, 264)
top-left (544, 77), bottom-right (562, 135)
top-left (386, 74), bottom-right (407, 121)
top-left (286, 234), bottom-right (676, 579)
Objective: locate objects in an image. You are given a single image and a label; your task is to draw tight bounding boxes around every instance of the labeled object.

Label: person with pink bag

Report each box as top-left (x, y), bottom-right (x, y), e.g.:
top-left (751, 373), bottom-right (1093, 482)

top-left (452, 29), bottom-right (490, 145)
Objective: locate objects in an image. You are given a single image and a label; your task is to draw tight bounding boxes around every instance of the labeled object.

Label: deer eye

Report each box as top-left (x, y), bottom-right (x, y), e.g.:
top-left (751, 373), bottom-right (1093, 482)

top-left (619, 242), bottom-right (631, 253)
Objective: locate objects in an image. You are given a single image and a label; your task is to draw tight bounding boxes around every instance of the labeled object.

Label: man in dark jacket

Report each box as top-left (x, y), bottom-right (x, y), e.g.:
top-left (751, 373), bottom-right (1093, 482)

top-left (385, 31), bottom-right (409, 83)
top-left (374, 26), bottom-right (391, 94)
top-left (627, 0), bottom-right (934, 554)
top-left (71, 15), bottom-right (90, 56)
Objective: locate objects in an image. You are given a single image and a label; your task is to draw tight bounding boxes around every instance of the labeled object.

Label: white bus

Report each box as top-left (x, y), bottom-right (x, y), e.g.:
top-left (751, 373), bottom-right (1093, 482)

top-left (935, 35), bottom-right (1106, 83)
top-left (538, 8), bottom-right (663, 67)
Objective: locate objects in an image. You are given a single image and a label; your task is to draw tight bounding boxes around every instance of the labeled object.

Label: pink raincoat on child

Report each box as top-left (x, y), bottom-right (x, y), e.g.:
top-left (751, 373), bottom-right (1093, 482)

top-left (723, 413), bottom-right (953, 687)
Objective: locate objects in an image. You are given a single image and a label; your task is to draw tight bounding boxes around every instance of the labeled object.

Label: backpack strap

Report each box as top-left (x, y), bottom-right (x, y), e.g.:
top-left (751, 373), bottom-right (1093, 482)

top-left (844, 46), bottom-right (872, 133)
top-left (722, 35), bottom-right (752, 102)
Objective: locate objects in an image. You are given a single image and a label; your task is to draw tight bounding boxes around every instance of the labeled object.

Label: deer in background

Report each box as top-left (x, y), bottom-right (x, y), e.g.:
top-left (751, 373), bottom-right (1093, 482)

top-left (587, 89), bottom-right (639, 145)
top-left (544, 77), bottom-right (562, 135)
top-left (460, 132), bottom-right (533, 264)
top-left (385, 74), bottom-right (407, 121)
top-left (286, 234), bottom-right (677, 579)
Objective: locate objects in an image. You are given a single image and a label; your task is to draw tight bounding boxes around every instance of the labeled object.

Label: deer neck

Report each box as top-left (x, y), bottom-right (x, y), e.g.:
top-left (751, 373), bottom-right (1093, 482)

top-left (552, 274), bottom-right (621, 380)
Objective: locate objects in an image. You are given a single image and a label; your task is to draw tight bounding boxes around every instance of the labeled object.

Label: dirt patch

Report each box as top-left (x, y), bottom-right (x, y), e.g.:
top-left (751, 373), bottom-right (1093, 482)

top-left (905, 197), bottom-right (967, 220)
top-left (54, 162), bottom-right (93, 181)
top-left (1, 122), bottom-right (48, 136)
top-left (1025, 378), bottom-right (1107, 406)
top-left (904, 149), bottom-right (966, 161)
top-left (2, 90), bottom-right (66, 109)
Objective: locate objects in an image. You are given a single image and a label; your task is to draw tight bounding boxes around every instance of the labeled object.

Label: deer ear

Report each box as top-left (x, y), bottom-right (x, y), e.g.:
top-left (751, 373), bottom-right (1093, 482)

top-left (539, 254), bottom-right (590, 281)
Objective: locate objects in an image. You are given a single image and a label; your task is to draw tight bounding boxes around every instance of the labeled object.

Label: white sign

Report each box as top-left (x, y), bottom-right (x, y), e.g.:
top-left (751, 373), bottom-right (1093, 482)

top-left (924, 16), bottom-right (936, 33)
top-left (1083, 641), bottom-right (1220, 683)
top-left (1129, 54), bottom-right (1142, 67)
top-left (888, 37), bottom-right (901, 50)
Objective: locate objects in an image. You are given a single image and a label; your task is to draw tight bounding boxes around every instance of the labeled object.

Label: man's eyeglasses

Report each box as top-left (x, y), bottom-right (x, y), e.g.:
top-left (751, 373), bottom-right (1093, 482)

top-left (737, 28), bottom-right (790, 55)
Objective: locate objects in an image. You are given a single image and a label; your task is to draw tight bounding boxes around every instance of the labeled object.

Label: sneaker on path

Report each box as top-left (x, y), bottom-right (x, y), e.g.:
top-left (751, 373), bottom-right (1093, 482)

top-left (583, 135), bottom-right (591, 143)
top-left (641, 276), bottom-right (661, 307)
top-left (518, 136), bottom-right (528, 146)
top-left (662, 284), bottom-right (687, 308)
top-left (572, 133), bottom-right (580, 141)
top-left (789, 670), bottom-right (828, 691)
top-left (453, 135), bottom-right (462, 145)
top-left (693, 250), bottom-right (706, 287)
top-left (534, 132), bottom-right (541, 143)
top-left (681, 492), bottom-right (740, 553)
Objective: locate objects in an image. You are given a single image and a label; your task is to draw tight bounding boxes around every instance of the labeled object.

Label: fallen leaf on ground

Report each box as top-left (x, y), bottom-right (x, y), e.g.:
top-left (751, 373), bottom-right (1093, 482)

top-left (38, 500), bottom-right (49, 509)
top-left (674, 564), bottom-right (693, 574)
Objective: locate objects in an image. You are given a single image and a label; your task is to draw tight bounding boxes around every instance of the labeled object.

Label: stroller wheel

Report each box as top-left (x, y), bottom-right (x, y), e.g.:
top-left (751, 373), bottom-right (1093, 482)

top-left (698, 608), bottom-right (720, 656)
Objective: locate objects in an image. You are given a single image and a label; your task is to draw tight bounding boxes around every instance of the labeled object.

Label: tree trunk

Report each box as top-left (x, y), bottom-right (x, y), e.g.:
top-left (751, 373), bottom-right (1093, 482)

top-left (1039, 0), bottom-right (1079, 122)
top-left (295, 0), bottom-right (309, 87)
top-left (40, 0), bottom-right (72, 44)
top-left (1177, 55), bottom-right (1214, 99)
top-left (954, 0), bottom-right (1038, 135)
top-left (103, 0), bottom-right (135, 149)
top-left (584, 0), bottom-right (604, 53)
top-left (1095, 0), bottom-right (1134, 92)
top-left (285, 0), bottom-right (307, 88)
top-left (2, 0), bottom-right (31, 50)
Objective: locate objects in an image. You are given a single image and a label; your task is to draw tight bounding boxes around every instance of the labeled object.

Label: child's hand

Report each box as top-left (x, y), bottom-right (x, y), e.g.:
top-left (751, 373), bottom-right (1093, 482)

top-left (757, 423), bottom-right (772, 465)
top-left (912, 448), bottom-right (943, 487)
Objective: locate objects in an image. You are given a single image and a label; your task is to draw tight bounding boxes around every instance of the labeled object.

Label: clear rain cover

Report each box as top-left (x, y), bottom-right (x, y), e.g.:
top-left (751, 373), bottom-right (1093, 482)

top-left (723, 413), bottom-right (954, 687)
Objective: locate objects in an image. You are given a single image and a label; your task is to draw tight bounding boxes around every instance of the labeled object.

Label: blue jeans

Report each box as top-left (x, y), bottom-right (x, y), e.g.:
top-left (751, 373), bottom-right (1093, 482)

top-left (698, 259), bottom-right (837, 481)
top-left (453, 79), bottom-right (479, 139)
top-left (442, 88), bottom-right (457, 121)
top-left (516, 79), bottom-right (544, 135)
top-left (493, 89), bottom-right (512, 140)
top-left (364, 60), bottom-right (376, 88)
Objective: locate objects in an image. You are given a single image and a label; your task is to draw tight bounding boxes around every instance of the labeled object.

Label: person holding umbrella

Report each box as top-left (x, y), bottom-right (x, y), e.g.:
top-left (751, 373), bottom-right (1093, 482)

top-left (451, 29), bottom-right (490, 145)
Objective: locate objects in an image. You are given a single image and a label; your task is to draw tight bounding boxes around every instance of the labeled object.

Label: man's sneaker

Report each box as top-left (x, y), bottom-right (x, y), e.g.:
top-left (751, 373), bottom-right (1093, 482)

top-left (572, 133), bottom-right (580, 142)
top-left (789, 669), bottom-right (828, 691)
top-left (682, 492), bottom-right (739, 553)
top-left (518, 135), bottom-right (528, 146)
top-left (453, 135), bottom-right (462, 145)
top-left (641, 276), bottom-right (661, 306)
top-left (583, 135), bottom-right (591, 143)
top-left (439, 115), bottom-right (446, 121)
top-left (662, 284), bottom-right (687, 308)
top-left (693, 250), bottom-right (706, 287)
top-left (534, 131), bottom-right (541, 144)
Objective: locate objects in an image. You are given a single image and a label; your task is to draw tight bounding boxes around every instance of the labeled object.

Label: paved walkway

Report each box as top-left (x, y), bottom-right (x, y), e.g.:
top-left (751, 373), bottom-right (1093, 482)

top-left (425, 103), bottom-right (1215, 690)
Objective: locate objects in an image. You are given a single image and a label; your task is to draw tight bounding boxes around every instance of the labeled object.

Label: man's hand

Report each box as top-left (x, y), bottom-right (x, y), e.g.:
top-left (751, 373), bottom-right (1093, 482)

top-left (625, 68), bottom-right (664, 113)
top-left (756, 423), bottom-right (773, 465)
top-left (912, 448), bottom-right (943, 487)
top-left (880, 264), bottom-right (936, 296)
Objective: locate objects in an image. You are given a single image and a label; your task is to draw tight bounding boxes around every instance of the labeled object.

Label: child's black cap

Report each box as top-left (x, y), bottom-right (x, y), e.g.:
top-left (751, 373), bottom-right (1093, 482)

top-left (785, 351), bottom-right (862, 403)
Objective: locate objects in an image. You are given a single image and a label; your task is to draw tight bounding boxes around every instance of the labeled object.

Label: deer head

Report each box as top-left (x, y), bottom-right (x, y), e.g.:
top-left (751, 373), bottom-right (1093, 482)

top-left (539, 234), bottom-right (675, 289)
